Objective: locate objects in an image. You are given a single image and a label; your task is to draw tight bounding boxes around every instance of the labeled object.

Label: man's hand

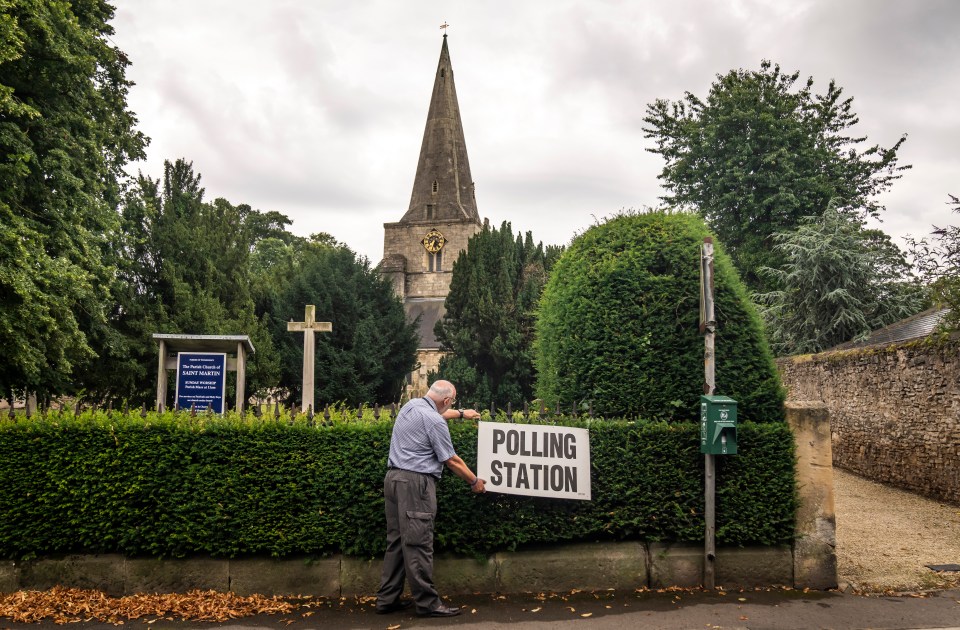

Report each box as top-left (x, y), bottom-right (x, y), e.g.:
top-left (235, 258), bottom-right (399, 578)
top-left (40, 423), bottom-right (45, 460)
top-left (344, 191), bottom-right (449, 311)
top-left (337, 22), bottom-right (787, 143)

top-left (471, 478), bottom-right (486, 493)
top-left (462, 409), bottom-right (481, 420)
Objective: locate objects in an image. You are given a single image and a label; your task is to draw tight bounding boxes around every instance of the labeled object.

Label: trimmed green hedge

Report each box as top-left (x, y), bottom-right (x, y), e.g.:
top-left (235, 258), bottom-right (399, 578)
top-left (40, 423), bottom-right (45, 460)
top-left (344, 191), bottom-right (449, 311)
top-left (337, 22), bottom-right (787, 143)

top-left (535, 210), bottom-right (785, 421)
top-left (0, 410), bottom-right (796, 559)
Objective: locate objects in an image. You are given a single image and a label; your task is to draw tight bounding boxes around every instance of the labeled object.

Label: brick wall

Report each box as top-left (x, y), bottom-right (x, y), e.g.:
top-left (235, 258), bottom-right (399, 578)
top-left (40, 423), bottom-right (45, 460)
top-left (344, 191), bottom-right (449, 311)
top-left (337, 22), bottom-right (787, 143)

top-left (776, 337), bottom-right (960, 505)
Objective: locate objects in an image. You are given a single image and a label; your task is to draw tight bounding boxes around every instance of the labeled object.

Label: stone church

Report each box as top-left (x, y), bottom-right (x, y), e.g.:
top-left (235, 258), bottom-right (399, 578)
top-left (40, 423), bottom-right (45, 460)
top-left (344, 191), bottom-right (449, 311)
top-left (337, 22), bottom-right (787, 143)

top-left (380, 35), bottom-right (483, 396)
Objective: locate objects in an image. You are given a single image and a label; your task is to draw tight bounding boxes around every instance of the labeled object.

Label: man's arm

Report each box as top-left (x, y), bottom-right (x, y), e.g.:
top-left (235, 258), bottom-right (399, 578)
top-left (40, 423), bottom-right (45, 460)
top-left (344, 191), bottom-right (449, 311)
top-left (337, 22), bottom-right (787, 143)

top-left (441, 408), bottom-right (481, 420)
top-left (445, 454), bottom-right (486, 493)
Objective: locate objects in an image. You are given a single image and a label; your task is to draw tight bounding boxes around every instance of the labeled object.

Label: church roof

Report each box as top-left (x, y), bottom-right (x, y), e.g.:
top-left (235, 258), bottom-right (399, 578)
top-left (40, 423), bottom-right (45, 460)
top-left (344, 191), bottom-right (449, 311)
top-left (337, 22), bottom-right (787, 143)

top-left (404, 298), bottom-right (446, 349)
top-left (399, 35), bottom-right (480, 225)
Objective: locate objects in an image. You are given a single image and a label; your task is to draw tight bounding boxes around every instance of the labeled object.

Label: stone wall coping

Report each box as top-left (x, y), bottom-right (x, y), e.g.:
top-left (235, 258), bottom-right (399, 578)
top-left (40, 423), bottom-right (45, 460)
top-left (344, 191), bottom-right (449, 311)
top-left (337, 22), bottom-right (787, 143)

top-left (1, 543), bottom-right (809, 597)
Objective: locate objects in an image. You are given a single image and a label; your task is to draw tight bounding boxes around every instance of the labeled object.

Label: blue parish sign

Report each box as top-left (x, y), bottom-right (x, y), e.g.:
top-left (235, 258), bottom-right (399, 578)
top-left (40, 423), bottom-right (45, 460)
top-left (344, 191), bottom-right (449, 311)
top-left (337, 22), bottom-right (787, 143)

top-left (176, 352), bottom-right (227, 413)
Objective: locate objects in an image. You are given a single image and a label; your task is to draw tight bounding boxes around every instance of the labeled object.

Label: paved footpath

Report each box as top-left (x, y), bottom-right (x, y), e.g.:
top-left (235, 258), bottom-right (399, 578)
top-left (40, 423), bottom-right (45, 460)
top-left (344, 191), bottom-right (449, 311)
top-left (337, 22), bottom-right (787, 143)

top-left (3, 588), bottom-right (959, 630)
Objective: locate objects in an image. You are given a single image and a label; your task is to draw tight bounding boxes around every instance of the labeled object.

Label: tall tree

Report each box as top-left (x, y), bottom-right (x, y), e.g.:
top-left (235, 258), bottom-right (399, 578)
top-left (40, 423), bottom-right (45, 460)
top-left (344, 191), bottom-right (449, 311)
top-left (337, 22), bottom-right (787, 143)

top-left (643, 60), bottom-right (908, 290)
top-left (757, 203), bottom-right (926, 355)
top-left (80, 159), bottom-right (285, 404)
top-left (434, 222), bottom-right (560, 407)
top-left (254, 235), bottom-right (418, 406)
top-left (0, 0), bottom-right (147, 402)
top-left (905, 194), bottom-right (960, 331)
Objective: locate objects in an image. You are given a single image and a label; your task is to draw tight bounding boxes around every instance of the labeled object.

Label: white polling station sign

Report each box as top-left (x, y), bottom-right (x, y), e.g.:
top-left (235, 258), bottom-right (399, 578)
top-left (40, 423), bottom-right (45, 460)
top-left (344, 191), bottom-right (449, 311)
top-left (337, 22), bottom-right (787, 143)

top-left (476, 421), bottom-right (591, 500)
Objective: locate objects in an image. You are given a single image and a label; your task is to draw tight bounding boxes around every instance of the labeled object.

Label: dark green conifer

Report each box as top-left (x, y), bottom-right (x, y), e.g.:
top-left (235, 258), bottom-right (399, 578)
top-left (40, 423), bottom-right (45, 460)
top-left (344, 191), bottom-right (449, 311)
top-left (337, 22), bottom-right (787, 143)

top-left (257, 236), bottom-right (418, 406)
top-left (434, 221), bottom-right (557, 407)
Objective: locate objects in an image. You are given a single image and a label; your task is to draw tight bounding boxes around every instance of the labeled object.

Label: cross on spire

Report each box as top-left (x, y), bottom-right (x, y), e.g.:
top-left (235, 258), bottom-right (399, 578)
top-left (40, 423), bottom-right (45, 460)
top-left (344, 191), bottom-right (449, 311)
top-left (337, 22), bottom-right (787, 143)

top-left (440, 21), bottom-right (449, 32)
top-left (287, 305), bottom-right (333, 412)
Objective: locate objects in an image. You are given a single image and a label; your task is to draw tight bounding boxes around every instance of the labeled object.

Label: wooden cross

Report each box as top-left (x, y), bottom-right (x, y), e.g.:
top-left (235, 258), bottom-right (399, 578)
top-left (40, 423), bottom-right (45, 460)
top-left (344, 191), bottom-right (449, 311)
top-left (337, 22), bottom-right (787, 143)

top-left (287, 305), bottom-right (333, 412)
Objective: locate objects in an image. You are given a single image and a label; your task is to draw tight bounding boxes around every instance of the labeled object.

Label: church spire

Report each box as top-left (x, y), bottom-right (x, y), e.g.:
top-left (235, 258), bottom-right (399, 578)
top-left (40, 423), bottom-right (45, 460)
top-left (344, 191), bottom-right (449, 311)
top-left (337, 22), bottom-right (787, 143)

top-left (400, 35), bottom-right (480, 224)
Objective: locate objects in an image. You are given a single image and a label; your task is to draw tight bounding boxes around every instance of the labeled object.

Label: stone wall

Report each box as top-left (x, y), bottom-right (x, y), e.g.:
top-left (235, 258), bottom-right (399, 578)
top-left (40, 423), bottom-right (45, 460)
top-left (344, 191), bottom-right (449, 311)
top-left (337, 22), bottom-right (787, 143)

top-left (777, 338), bottom-right (960, 505)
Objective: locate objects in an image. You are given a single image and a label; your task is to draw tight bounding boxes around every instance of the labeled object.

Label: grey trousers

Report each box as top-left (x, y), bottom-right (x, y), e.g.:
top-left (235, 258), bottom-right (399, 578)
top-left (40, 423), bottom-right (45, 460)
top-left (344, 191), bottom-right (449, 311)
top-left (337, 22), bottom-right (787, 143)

top-left (376, 468), bottom-right (442, 613)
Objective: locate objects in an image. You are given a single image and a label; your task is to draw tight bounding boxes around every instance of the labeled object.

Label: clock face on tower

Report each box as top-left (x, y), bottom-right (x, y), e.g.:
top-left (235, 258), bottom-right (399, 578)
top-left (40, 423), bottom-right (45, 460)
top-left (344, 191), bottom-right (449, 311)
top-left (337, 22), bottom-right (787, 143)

top-left (421, 228), bottom-right (446, 253)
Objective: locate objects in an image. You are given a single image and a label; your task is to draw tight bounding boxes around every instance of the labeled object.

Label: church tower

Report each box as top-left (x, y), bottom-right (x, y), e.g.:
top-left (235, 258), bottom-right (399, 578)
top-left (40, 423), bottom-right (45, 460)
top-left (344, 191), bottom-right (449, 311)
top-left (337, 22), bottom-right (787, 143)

top-left (381, 35), bottom-right (483, 396)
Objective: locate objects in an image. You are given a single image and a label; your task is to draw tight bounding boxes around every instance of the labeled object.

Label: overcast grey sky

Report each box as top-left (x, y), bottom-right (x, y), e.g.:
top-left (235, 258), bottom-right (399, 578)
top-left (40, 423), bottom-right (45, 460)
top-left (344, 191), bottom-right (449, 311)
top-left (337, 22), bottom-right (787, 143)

top-left (111, 0), bottom-right (960, 265)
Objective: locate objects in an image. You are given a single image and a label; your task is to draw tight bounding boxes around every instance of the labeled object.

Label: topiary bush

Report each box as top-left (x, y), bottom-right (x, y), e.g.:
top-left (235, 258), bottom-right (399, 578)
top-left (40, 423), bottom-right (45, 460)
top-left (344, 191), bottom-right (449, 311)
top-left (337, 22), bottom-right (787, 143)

top-left (535, 210), bottom-right (784, 421)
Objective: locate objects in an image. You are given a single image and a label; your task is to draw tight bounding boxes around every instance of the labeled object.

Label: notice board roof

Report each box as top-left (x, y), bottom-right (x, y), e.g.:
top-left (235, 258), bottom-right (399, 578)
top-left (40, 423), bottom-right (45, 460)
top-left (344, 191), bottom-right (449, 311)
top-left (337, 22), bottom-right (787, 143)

top-left (153, 334), bottom-right (255, 355)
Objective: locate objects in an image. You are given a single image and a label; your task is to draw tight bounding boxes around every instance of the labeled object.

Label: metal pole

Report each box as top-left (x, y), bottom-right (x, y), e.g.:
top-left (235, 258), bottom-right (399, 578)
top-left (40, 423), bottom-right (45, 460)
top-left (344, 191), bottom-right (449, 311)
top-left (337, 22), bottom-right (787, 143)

top-left (705, 453), bottom-right (716, 589)
top-left (701, 237), bottom-right (716, 590)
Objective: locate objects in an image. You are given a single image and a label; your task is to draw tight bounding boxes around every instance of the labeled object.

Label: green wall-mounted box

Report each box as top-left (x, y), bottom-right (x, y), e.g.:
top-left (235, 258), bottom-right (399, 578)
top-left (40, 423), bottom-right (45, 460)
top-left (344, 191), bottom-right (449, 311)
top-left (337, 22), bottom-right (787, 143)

top-left (700, 395), bottom-right (738, 455)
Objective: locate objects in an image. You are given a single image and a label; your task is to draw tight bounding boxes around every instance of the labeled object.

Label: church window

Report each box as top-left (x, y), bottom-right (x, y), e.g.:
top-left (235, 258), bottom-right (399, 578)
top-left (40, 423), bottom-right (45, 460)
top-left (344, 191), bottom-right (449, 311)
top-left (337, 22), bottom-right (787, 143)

top-left (428, 250), bottom-right (442, 272)
top-left (440, 69), bottom-right (445, 78)
top-left (426, 204), bottom-right (435, 219)
top-left (432, 180), bottom-right (438, 194)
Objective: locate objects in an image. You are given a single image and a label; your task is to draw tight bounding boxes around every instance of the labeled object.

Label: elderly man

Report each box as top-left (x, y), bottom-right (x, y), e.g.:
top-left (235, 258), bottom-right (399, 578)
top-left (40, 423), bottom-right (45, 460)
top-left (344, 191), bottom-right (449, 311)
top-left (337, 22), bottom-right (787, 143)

top-left (375, 380), bottom-right (485, 618)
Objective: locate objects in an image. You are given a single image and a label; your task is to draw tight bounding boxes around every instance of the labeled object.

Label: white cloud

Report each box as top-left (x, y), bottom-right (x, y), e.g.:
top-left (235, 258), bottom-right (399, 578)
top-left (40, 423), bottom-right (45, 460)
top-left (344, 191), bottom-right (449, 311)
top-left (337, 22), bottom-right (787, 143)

top-left (112, 0), bottom-right (960, 262)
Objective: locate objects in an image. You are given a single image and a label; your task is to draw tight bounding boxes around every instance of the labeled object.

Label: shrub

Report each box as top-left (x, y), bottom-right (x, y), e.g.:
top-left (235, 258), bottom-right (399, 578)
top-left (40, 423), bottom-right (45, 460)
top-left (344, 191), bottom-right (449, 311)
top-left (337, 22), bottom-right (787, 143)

top-left (535, 210), bottom-right (784, 421)
top-left (0, 410), bottom-right (795, 559)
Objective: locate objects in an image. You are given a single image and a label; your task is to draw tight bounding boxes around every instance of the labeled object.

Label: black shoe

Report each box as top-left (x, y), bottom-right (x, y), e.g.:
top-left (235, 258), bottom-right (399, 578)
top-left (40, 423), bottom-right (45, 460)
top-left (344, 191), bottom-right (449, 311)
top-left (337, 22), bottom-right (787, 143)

top-left (417, 605), bottom-right (461, 618)
top-left (375, 599), bottom-right (414, 614)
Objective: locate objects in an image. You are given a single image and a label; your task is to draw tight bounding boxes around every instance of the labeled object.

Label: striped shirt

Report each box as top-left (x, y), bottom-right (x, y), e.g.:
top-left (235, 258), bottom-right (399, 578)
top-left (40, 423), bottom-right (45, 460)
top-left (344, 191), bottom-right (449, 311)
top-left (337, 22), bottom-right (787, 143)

top-left (387, 397), bottom-right (457, 478)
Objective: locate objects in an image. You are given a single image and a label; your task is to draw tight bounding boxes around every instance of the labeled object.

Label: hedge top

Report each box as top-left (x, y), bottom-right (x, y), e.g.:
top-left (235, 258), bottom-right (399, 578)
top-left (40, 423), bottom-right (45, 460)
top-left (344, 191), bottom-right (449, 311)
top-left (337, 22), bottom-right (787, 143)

top-left (0, 410), bottom-right (797, 559)
top-left (535, 210), bottom-right (785, 421)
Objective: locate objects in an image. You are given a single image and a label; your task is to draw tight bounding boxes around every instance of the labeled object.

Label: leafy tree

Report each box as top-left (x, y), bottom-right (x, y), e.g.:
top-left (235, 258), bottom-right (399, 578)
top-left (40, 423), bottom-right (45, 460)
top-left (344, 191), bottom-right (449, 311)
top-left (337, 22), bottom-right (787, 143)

top-left (643, 60), bottom-right (908, 290)
top-left (536, 210), bottom-right (783, 421)
top-left (80, 159), bottom-right (285, 404)
top-left (433, 222), bottom-right (559, 407)
top-left (757, 203), bottom-right (927, 355)
top-left (0, 0), bottom-right (146, 402)
top-left (255, 236), bottom-right (418, 406)
top-left (905, 194), bottom-right (960, 331)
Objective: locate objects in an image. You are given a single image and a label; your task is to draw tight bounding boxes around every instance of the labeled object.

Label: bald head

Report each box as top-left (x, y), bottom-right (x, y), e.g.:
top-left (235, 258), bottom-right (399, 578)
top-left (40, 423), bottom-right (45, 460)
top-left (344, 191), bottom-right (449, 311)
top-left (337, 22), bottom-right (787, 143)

top-left (427, 380), bottom-right (456, 413)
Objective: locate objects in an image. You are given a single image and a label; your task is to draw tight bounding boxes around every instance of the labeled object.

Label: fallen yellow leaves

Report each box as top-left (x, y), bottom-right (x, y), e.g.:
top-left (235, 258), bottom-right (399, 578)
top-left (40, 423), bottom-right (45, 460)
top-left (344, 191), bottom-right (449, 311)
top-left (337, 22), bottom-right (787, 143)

top-left (0, 586), bottom-right (296, 624)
